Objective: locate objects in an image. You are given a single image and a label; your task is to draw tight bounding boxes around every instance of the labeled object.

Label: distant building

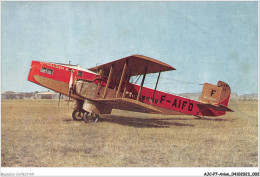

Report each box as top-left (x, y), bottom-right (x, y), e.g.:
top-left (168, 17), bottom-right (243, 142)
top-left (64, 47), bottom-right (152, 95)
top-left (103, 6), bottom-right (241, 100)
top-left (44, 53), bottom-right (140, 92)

top-left (19, 92), bottom-right (35, 99)
top-left (239, 94), bottom-right (258, 101)
top-left (2, 91), bottom-right (22, 99)
top-left (230, 93), bottom-right (240, 101)
top-left (35, 91), bottom-right (60, 99)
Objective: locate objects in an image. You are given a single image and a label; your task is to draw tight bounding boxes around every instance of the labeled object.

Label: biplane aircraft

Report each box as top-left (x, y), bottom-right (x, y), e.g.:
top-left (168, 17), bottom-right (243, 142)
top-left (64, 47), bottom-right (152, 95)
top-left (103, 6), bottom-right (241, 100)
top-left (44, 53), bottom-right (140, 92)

top-left (28, 55), bottom-right (233, 123)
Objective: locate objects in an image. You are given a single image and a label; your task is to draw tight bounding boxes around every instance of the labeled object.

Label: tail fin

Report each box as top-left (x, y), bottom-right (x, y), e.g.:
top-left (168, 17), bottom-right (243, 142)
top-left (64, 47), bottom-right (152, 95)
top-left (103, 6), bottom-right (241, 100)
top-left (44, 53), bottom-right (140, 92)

top-left (200, 81), bottom-right (231, 107)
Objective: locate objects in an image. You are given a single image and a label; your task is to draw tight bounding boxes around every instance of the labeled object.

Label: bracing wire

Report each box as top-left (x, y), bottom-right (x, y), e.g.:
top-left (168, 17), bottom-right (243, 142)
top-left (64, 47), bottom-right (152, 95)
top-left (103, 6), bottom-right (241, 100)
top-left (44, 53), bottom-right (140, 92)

top-left (145, 75), bottom-right (203, 86)
top-left (128, 75), bottom-right (142, 93)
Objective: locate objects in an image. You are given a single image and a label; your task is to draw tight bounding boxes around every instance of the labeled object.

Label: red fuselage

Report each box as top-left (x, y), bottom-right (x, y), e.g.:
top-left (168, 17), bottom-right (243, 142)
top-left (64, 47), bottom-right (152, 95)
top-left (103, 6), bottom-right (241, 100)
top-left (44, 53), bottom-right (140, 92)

top-left (28, 61), bottom-right (227, 116)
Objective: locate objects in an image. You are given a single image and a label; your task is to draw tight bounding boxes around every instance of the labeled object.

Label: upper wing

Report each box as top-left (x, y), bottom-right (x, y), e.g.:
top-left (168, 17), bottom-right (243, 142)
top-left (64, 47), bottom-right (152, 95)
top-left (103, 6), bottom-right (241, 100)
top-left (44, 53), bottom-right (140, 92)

top-left (88, 98), bottom-right (163, 114)
top-left (88, 55), bottom-right (176, 79)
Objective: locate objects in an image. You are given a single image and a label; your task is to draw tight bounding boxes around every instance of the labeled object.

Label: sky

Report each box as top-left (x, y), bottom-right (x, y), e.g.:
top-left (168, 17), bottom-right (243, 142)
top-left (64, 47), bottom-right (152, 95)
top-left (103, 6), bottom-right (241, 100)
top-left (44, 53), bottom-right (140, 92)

top-left (1, 1), bottom-right (258, 95)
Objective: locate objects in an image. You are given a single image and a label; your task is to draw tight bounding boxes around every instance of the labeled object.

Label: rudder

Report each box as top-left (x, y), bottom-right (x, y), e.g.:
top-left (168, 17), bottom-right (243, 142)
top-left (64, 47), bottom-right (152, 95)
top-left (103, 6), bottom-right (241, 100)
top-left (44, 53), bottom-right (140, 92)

top-left (200, 81), bottom-right (231, 107)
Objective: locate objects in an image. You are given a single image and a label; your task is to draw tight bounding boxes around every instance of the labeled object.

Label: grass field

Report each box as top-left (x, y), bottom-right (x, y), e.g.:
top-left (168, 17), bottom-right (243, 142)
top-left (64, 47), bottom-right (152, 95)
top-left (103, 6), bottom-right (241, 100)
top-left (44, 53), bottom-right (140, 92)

top-left (1, 99), bottom-right (258, 167)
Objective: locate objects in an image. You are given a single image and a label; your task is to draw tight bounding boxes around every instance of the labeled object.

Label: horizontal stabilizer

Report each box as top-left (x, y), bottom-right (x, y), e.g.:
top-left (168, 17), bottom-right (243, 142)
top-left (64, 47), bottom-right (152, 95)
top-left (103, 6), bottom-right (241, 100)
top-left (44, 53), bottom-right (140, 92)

top-left (197, 103), bottom-right (234, 112)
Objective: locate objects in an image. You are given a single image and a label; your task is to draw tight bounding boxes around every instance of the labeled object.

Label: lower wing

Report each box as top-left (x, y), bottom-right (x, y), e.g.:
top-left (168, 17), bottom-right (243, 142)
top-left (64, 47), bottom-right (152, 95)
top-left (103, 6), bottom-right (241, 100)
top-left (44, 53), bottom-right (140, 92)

top-left (88, 98), bottom-right (162, 114)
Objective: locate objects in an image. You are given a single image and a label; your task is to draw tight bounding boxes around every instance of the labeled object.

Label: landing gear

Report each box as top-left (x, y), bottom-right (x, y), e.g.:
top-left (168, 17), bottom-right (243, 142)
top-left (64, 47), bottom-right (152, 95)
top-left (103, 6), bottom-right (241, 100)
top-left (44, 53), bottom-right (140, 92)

top-left (72, 110), bottom-right (83, 121)
top-left (83, 112), bottom-right (99, 123)
top-left (72, 110), bottom-right (99, 123)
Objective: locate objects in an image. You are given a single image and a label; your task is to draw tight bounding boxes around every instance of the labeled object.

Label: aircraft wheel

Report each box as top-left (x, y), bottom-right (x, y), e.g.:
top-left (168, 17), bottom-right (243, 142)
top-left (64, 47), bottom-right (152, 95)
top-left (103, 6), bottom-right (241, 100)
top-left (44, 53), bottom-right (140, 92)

top-left (83, 112), bottom-right (91, 123)
top-left (72, 110), bottom-right (83, 121)
top-left (83, 112), bottom-right (99, 123)
top-left (94, 114), bottom-right (99, 123)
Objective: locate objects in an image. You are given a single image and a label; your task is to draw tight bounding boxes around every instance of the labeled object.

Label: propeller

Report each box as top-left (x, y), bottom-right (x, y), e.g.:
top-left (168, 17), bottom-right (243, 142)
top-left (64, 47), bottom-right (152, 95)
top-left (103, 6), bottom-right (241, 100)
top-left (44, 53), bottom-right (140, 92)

top-left (68, 70), bottom-right (74, 107)
top-left (58, 93), bottom-right (61, 107)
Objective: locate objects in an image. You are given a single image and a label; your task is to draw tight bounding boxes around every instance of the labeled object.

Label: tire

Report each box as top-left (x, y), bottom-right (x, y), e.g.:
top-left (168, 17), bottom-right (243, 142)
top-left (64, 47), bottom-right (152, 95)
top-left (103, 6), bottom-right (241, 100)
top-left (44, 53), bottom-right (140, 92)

top-left (72, 110), bottom-right (83, 121)
top-left (83, 112), bottom-right (91, 123)
top-left (83, 112), bottom-right (100, 123)
top-left (94, 114), bottom-right (99, 123)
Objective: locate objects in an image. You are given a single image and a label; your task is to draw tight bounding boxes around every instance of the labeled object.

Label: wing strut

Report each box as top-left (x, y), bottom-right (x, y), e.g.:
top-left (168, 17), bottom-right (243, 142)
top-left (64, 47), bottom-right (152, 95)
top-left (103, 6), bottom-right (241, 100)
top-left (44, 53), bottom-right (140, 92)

top-left (151, 71), bottom-right (161, 104)
top-left (116, 61), bottom-right (128, 98)
top-left (103, 65), bottom-right (113, 99)
top-left (95, 69), bottom-right (104, 97)
top-left (122, 72), bottom-right (131, 98)
top-left (137, 66), bottom-right (147, 101)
